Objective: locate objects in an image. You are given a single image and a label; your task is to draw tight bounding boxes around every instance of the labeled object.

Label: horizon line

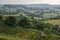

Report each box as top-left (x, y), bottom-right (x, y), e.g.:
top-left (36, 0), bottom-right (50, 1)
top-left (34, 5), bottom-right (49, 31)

top-left (0, 3), bottom-right (60, 5)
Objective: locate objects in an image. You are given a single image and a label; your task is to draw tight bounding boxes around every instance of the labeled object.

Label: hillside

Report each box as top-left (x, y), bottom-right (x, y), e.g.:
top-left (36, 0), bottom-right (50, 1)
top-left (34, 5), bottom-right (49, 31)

top-left (0, 4), bottom-right (60, 40)
top-left (0, 15), bottom-right (59, 40)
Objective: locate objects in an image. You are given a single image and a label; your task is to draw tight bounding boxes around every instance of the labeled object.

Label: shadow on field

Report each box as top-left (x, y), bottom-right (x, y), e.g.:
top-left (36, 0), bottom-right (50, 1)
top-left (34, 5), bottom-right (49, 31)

top-left (0, 38), bottom-right (7, 40)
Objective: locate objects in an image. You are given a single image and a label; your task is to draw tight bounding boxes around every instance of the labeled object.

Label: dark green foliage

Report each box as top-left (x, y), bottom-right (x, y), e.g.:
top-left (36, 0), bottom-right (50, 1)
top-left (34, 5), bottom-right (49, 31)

top-left (58, 28), bottom-right (60, 32)
top-left (5, 16), bottom-right (17, 26)
top-left (52, 25), bottom-right (59, 31)
top-left (36, 23), bottom-right (45, 30)
top-left (32, 20), bottom-right (45, 30)
top-left (18, 17), bottom-right (31, 28)
top-left (45, 23), bottom-right (53, 29)
top-left (0, 15), bottom-right (3, 20)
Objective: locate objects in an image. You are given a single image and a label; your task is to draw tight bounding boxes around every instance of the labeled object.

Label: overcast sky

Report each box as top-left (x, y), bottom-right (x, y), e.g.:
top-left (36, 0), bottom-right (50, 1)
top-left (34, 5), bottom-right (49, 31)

top-left (0, 0), bottom-right (60, 5)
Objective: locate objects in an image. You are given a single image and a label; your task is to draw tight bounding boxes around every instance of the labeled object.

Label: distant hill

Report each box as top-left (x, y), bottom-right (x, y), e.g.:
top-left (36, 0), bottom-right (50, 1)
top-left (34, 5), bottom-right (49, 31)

top-left (26, 4), bottom-right (50, 8)
top-left (2, 4), bottom-right (27, 8)
top-left (0, 4), bottom-right (3, 7)
top-left (26, 4), bottom-right (60, 8)
top-left (0, 4), bottom-right (60, 9)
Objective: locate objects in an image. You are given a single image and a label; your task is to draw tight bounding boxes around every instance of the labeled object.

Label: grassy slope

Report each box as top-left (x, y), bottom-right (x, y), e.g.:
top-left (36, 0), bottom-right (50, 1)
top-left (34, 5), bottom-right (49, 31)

top-left (0, 20), bottom-right (60, 40)
top-left (0, 21), bottom-right (42, 40)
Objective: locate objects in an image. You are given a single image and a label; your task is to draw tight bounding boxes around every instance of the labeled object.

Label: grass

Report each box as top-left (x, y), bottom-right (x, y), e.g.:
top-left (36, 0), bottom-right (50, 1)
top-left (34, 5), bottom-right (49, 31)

top-left (0, 21), bottom-right (41, 40)
top-left (45, 19), bottom-right (60, 26)
top-left (0, 35), bottom-right (26, 40)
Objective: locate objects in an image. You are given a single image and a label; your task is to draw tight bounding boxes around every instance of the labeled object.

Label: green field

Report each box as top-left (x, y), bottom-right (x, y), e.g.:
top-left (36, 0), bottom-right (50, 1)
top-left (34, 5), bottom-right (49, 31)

top-left (45, 19), bottom-right (60, 26)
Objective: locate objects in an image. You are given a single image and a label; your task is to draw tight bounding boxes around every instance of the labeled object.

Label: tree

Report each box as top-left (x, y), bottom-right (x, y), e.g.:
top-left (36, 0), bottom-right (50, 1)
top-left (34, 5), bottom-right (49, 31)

top-left (36, 22), bottom-right (45, 30)
top-left (18, 17), bottom-right (31, 28)
top-left (45, 23), bottom-right (53, 29)
top-left (52, 25), bottom-right (59, 31)
top-left (5, 16), bottom-right (17, 26)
